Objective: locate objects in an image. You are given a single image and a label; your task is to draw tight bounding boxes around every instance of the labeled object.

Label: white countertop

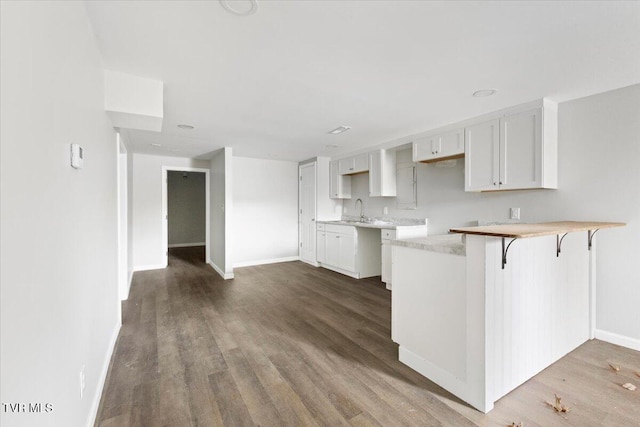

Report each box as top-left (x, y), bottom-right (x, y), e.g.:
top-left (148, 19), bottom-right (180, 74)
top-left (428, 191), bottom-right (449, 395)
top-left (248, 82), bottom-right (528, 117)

top-left (318, 217), bottom-right (428, 230)
top-left (390, 234), bottom-right (466, 256)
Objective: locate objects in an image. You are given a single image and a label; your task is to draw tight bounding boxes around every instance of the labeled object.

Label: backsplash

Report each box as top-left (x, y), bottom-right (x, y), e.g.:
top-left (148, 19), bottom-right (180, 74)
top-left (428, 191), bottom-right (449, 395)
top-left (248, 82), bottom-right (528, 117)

top-left (345, 149), bottom-right (561, 235)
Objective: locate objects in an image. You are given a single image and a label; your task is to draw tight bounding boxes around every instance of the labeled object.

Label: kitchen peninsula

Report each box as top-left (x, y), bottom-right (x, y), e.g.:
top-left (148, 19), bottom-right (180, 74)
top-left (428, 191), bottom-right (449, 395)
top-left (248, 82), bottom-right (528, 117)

top-left (391, 221), bottom-right (624, 413)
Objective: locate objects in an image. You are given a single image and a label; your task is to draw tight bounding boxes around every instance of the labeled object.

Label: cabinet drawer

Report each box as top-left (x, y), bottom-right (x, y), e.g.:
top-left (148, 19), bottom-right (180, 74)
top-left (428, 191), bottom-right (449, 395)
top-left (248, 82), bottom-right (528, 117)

top-left (382, 229), bottom-right (397, 240)
top-left (317, 223), bottom-right (325, 231)
top-left (325, 224), bottom-right (356, 237)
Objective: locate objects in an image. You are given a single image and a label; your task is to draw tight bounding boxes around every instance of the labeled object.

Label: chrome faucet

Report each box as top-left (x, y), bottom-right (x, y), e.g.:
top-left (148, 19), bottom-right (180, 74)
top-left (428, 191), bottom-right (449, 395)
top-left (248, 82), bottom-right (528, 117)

top-left (355, 198), bottom-right (364, 222)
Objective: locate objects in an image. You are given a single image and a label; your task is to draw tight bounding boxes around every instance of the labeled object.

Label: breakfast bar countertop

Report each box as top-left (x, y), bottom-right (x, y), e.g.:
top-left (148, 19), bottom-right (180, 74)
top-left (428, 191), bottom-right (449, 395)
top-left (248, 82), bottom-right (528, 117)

top-left (449, 221), bottom-right (625, 239)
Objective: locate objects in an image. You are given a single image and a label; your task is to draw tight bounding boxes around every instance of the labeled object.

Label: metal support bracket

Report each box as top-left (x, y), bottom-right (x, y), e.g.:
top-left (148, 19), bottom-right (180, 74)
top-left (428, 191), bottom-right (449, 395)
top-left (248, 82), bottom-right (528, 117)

top-left (588, 229), bottom-right (600, 250)
top-left (556, 233), bottom-right (569, 257)
top-left (501, 237), bottom-right (518, 270)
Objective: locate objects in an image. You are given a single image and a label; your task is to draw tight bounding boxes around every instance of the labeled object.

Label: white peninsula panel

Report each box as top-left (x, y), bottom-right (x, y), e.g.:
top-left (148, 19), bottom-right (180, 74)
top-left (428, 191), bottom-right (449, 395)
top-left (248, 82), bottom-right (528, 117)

top-left (391, 222), bottom-right (622, 412)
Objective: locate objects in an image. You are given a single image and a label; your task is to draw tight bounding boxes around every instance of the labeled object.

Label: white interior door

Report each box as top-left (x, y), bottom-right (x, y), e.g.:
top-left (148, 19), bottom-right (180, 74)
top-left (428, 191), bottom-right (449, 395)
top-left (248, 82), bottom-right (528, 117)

top-left (299, 163), bottom-right (317, 264)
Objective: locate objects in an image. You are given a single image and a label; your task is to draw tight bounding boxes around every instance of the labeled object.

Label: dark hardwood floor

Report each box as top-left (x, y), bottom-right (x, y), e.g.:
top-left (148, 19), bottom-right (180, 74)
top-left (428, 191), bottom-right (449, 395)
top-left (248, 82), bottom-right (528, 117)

top-left (96, 247), bottom-right (640, 426)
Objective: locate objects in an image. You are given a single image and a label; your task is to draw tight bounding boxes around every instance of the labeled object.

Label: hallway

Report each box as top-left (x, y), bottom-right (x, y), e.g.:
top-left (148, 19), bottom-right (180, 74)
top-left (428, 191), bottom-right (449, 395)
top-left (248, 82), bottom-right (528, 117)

top-left (95, 249), bottom-right (640, 426)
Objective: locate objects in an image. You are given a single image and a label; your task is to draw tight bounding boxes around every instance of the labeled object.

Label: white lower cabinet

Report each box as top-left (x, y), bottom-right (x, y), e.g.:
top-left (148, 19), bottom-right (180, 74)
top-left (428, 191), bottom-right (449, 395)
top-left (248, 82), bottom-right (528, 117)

top-left (317, 223), bottom-right (381, 279)
top-left (316, 228), bottom-right (326, 263)
top-left (381, 227), bottom-right (429, 290)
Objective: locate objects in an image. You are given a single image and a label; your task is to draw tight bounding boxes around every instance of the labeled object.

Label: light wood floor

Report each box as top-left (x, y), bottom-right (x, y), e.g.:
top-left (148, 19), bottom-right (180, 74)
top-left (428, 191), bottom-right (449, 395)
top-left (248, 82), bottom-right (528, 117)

top-left (96, 247), bottom-right (640, 426)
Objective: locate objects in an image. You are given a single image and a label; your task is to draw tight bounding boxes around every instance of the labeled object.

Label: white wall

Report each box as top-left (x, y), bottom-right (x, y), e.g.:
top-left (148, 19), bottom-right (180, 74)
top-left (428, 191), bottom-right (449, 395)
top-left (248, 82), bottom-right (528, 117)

top-left (167, 171), bottom-right (206, 246)
top-left (209, 148), bottom-right (234, 278)
top-left (131, 154), bottom-right (209, 269)
top-left (1, 2), bottom-right (120, 426)
top-left (348, 85), bottom-right (640, 345)
top-left (232, 157), bottom-right (299, 267)
top-left (126, 143), bottom-right (134, 286)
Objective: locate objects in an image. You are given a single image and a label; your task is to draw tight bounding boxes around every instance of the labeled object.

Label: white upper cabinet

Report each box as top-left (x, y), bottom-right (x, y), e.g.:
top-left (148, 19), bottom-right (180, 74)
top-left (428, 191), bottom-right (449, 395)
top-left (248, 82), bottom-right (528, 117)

top-left (338, 153), bottom-right (369, 175)
top-left (500, 108), bottom-right (542, 190)
top-left (330, 160), bottom-right (351, 199)
top-left (465, 100), bottom-right (557, 192)
top-left (413, 128), bottom-right (464, 163)
top-left (369, 149), bottom-right (397, 197)
top-left (465, 119), bottom-right (500, 191)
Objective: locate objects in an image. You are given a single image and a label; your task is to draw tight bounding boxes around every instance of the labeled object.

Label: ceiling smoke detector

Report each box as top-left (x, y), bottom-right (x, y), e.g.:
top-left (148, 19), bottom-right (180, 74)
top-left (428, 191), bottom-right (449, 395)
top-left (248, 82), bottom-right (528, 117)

top-left (219, 0), bottom-right (257, 16)
top-left (177, 124), bottom-right (194, 130)
top-left (328, 126), bottom-right (352, 135)
top-left (472, 89), bottom-right (497, 98)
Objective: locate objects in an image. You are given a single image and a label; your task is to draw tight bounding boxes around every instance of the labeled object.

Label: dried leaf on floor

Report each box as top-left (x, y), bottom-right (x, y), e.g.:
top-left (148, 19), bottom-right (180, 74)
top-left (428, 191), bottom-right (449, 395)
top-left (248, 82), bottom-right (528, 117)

top-left (622, 383), bottom-right (637, 391)
top-left (635, 371), bottom-right (640, 378)
top-left (609, 363), bottom-right (621, 373)
top-left (545, 394), bottom-right (571, 414)
top-left (507, 422), bottom-right (523, 427)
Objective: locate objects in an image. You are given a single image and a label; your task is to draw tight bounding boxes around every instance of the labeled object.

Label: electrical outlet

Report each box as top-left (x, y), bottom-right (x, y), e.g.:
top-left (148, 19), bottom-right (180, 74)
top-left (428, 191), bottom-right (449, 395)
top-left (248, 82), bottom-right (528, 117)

top-left (80, 366), bottom-right (86, 399)
top-left (510, 207), bottom-right (520, 220)
top-left (383, 206), bottom-right (388, 215)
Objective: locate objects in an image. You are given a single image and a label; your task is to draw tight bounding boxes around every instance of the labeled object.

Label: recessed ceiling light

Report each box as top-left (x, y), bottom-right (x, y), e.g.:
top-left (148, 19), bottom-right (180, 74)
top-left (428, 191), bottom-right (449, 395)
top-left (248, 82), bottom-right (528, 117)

top-left (177, 124), bottom-right (194, 130)
top-left (473, 89), bottom-right (497, 98)
top-left (328, 126), bottom-right (351, 135)
top-left (150, 143), bottom-right (162, 147)
top-left (220, 0), bottom-right (257, 16)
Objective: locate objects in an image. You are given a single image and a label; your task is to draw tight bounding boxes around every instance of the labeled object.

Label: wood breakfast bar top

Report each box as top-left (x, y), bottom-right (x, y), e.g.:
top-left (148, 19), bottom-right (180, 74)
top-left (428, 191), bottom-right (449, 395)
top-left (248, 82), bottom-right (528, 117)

top-left (449, 221), bottom-right (626, 239)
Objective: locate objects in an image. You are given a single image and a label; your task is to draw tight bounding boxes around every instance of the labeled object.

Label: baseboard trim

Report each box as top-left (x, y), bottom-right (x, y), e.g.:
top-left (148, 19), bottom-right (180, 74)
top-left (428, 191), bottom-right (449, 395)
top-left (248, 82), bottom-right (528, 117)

top-left (233, 256), bottom-right (299, 268)
top-left (87, 319), bottom-right (121, 427)
top-left (399, 346), bottom-right (491, 413)
top-left (127, 270), bottom-right (134, 297)
top-left (207, 259), bottom-right (234, 280)
top-left (168, 242), bottom-right (205, 248)
top-left (299, 259), bottom-right (319, 267)
top-left (594, 329), bottom-right (640, 351)
top-left (317, 263), bottom-right (360, 279)
top-left (133, 263), bottom-right (166, 272)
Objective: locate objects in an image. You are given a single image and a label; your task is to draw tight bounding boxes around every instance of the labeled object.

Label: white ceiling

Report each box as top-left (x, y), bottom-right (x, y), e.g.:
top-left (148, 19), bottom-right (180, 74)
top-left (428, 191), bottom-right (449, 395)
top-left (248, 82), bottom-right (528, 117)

top-left (85, 0), bottom-right (640, 161)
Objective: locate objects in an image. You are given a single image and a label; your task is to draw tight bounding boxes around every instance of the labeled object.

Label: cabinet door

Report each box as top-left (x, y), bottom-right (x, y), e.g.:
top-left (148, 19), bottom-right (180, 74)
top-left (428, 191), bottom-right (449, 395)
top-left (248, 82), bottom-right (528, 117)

top-left (316, 231), bottom-right (326, 263)
top-left (369, 151), bottom-right (381, 197)
top-left (465, 119), bottom-right (500, 191)
top-left (325, 232), bottom-right (341, 267)
top-left (330, 161), bottom-right (352, 199)
top-left (338, 158), bottom-right (355, 175)
top-left (330, 160), bottom-right (340, 198)
top-left (500, 108), bottom-right (542, 190)
top-left (369, 149), bottom-right (396, 197)
top-left (412, 137), bottom-right (438, 162)
top-left (352, 153), bottom-right (369, 173)
top-left (339, 233), bottom-right (356, 272)
top-left (381, 242), bottom-right (391, 284)
top-left (438, 129), bottom-right (464, 159)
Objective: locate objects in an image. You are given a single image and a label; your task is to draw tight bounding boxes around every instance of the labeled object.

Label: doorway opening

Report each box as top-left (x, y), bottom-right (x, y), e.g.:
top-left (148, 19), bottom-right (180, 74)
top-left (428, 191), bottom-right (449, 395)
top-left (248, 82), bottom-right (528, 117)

top-left (162, 167), bottom-right (210, 266)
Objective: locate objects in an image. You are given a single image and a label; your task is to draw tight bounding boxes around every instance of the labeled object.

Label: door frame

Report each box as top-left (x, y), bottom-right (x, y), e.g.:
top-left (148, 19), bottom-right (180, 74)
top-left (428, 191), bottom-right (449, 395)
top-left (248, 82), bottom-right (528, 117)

top-left (162, 166), bottom-right (210, 266)
top-left (116, 133), bottom-right (129, 301)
